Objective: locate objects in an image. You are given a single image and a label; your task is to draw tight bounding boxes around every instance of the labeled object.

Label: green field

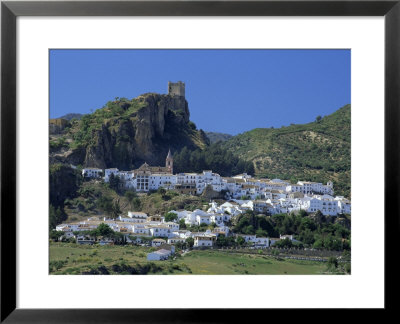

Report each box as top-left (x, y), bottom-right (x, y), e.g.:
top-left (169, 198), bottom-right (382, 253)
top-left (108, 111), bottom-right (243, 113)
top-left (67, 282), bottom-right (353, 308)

top-left (50, 243), bottom-right (344, 275)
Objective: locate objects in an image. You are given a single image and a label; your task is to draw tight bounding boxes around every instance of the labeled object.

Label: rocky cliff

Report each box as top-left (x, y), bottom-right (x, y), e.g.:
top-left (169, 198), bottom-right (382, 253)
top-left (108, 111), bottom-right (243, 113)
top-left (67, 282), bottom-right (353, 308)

top-left (50, 93), bottom-right (209, 170)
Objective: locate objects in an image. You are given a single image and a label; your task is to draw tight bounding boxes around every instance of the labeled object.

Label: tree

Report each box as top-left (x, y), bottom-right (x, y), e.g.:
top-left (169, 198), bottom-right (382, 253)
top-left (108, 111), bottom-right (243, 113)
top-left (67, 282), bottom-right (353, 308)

top-left (216, 235), bottom-right (235, 248)
top-left (275, 238), bottom-right (293, 248)
top-left (111, 199), bottom-right (122, 219)
top-left (108, 173), bottom-right (121, 192)
top-left (157, 187), bottom-right (166, 196)
top-left (132, 197), bottom-right (142, 211)
top-left (49, 229), bottom-right (64, 241)
top-left (208, 222), bottom-right (217, 229)
top-left (315, 115), bottom-right (322, 122)
top-left (186, 237), bottom-right (194, 248)
top-left (49, 164), bottom-right (81, 208)
top-left (165, 212), bottom-right (178, 222)
top-left (237, 236), bottom-right (245, 246)
top-left (96, 223), bottom-right (114, 237)
top-left (313, 239), bottom-right (324, 249)
top-left (327, 257), bottom-right (338, 270)
top-left (49, 204), bottom-right (67, 230)
top-left (179, 219), bottom-right (187, 229)
top-left (297, 209), bottom-right (308, 217)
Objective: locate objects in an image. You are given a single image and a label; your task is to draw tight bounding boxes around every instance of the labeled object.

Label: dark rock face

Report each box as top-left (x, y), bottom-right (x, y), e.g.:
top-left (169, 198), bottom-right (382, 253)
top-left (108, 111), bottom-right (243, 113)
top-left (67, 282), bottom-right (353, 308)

top-left (59, 93), bottom-right (205, 170)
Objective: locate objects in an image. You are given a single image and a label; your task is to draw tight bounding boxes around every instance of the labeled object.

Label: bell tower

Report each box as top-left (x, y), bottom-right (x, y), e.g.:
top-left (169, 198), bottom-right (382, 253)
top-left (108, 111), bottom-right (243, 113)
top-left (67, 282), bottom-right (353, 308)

top-left (166, 149), bottom-right (173, 174)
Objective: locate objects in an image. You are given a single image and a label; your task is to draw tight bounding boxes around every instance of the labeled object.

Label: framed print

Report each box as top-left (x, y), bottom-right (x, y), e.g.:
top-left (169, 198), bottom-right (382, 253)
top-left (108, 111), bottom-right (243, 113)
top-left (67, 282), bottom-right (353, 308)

top-left (1, 0), bottom-right (398, 322)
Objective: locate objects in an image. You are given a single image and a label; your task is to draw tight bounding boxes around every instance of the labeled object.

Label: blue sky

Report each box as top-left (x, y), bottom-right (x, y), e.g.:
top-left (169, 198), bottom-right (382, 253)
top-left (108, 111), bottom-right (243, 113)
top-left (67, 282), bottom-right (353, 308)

top-left (50, 49), bottom-right (350, 135)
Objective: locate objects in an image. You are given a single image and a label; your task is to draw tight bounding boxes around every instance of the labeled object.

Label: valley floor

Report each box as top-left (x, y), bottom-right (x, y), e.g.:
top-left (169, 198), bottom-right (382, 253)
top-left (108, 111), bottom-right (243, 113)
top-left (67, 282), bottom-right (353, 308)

top-left (49, 242), bottom-right (348, 275)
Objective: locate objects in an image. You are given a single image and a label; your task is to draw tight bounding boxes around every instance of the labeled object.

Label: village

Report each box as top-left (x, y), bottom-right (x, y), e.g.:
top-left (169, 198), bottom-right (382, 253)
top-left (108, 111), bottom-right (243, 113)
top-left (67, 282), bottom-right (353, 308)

top-left (54, 153), bottom-right (351, 261)
top-left (81, 151), bottom-right (351, 217)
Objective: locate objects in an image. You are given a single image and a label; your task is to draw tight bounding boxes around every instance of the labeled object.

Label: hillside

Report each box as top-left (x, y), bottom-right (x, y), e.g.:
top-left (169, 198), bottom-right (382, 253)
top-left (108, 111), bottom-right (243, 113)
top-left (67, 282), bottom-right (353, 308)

top-left (58, 113), bottom-right (84, 120)
top-left (221, 105), bottom-right (351, 197)
top-left (49, 93), bottom-right (209, 170)
top-left (205, 131), bottom-right (233, 144)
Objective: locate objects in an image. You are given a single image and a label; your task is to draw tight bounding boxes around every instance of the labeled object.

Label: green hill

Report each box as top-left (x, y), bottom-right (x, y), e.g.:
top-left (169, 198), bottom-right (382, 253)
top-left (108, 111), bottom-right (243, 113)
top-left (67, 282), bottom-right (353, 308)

top-left (205, 131), bottom-right (233, 144)
top-left (221, 104), bottom-right (351, 197)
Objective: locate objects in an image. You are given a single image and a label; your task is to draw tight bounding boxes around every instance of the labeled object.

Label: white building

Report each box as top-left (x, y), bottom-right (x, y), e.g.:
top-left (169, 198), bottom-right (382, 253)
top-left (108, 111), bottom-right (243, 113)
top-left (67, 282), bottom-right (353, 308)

top-left (132, 224), bottom-right (150, 235)
top-left (335, 196), bottom-right (351, 214)
top-left (151, 238), bottom-right (167, 247)
top-left (194, 235), bottom-right (216, 247)
top-left (149, 174), bottom-right (177, 190)
top-left (82, 168), bottom-right (102, 178)
top-left (167, 237), bottom-right (186, 244)
top-left (148, 225), bottom-right (174, 238)
top-left (127, 211), bottom-right (148, 223)
top-left (196, 214), bottom-right (211, 226)
top-left (147, 249), bottom-right (171, 261)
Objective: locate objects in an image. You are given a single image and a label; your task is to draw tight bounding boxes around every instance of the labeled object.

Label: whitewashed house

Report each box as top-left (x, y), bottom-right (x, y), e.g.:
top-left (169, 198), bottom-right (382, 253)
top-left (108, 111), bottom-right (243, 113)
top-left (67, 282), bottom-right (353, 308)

top-left (147, 249), bottom-right (171, 261)
top-left (210, 214), bottom-right (225, 226)
top-left (127, 211), bottom-right (148, 223)
top-left (151, 238), bottom-right (167, 247)
top-left (82, 168), bottom-right (102, 178)
top-left (148, 225), bottom-right (173, 238)
top-left (335, 196), bottom-right (351, 214)
top-left (167, 237), bottom-right (186, 244)
top-left (104, 168), bottom-right (119, 181)
top-left (194, 235), bottom-right (215, 247)
top-left (196, 214), bottom-right (211, 226)
top-left (132, 224), bottom-right (150, 235)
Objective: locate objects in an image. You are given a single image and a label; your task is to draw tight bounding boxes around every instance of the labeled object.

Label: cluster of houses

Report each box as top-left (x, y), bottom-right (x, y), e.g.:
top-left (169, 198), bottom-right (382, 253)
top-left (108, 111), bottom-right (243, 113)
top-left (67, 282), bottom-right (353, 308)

top-left (55, 193), bottom-right (343, 261)
top-left (81, 152), bottom-right (351, 216)
top-left (72, 153), bottom-right (351, 260)
top-left (55, 206), bottom-right (282, 261)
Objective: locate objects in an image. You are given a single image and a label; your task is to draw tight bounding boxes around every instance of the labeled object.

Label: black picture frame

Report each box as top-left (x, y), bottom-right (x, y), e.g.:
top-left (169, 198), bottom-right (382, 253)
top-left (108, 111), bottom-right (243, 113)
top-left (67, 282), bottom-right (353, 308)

top-left (1, 0), bottom-right (398, 322)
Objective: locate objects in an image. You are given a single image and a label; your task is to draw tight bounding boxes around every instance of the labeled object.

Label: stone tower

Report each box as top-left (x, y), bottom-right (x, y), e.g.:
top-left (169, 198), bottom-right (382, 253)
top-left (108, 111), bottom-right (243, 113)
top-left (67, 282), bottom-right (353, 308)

top-left (166, 149), bottom-right (173, 174)
top-left (168, 81), bottom-right (185, 97)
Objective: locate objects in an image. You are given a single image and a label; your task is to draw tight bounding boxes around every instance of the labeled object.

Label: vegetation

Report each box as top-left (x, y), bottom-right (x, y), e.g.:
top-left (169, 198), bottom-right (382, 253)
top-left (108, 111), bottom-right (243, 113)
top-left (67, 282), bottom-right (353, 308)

top-left (205, 131), bottom-right (233, 144)
top-left (49, 164), bottom-right (82, 229)
top-left (164, 212), bottom-right (178, 222)
top-left (49, 136), bottom-right (69, 152)
top-left (49, 242), bottom-right (343, 275)
top-left (232, 210), bottom-right (350, 251)
top-left (70, 98), bottom-right (147, 149)
top-left (173, 144), bottom-right (255, 177)
top-left (59, 180), bottom-right (208, 224)
top-left (221, 104), bottom-right (351, 197)
top-left (50, 164), bottom-right (82, 208)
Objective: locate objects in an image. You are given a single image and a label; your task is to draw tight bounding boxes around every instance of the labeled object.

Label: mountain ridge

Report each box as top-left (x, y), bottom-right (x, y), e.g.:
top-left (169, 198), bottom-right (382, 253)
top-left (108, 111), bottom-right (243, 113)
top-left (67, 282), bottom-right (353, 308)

top-left (220, 104), bottom-right (351, 197)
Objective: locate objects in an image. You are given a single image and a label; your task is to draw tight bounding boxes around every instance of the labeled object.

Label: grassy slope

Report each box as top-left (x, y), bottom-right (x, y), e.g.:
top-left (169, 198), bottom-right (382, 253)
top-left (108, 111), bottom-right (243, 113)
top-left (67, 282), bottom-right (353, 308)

top-left (63, 180), bottom-right (208, 223)
top-left (205, 132), bottom-right (233, 144)
top-left (50, 243), bottom-right (332, 275)
top-left (221, 105), bottom-right (351, 197)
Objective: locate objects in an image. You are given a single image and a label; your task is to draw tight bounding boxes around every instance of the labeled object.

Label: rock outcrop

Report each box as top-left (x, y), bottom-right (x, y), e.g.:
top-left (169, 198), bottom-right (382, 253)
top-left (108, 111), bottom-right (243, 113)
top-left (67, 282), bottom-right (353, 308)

top-left (51, 93), bottom-right (207, 170)
top-left (49, 118), bottom-right (69, 134)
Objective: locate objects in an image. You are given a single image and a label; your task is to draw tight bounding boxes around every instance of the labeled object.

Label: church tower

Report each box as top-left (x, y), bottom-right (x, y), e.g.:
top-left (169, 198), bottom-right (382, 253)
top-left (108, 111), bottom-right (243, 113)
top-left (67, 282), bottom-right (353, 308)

top-left (166, 149), bottom-right (173, 174)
